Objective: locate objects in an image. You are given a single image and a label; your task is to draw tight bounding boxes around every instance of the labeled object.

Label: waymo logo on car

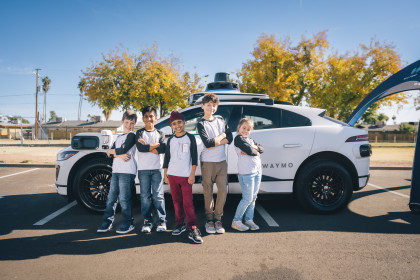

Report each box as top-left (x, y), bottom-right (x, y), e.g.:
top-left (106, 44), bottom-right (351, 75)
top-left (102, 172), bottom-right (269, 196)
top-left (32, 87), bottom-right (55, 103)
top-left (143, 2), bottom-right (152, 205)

top-left (262, 162), bottom-right (294, 168)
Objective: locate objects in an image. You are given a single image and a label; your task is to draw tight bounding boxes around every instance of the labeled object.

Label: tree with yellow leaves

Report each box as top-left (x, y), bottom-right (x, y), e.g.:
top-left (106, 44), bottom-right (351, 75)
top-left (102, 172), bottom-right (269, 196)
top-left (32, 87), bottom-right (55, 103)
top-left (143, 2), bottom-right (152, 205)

top-left (239, 32), bottom-right (407, 121)
top-left (80, 45), bottom-right (203, 119)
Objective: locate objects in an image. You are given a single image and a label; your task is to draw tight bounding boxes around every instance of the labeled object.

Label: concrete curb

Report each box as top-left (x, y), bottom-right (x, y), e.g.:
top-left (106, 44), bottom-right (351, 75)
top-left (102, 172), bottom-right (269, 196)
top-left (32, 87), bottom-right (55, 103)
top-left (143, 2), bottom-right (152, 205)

top-left (0, 164), bottom-right (55, 168)
top-left (0, 144), bottom-right (69, 147)
top-left (0, 163), bottom-right (412, 170)
top-left (369, 166), bottom-right (412, 170)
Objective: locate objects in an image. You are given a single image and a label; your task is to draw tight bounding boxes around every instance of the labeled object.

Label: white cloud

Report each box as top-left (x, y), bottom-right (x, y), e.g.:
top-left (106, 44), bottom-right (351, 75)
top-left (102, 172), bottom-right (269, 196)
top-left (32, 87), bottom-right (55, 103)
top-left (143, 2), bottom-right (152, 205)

top-left (0, 66), bottom-right (33, 75)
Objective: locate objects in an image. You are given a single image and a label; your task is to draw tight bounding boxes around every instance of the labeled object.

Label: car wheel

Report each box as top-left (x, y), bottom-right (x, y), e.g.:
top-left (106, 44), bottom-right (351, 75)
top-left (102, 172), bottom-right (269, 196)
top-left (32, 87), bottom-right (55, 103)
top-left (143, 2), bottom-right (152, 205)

top-left (73, 158), bottom-right (113, 212)
top-left (295, 160), bottom-right (353, 214)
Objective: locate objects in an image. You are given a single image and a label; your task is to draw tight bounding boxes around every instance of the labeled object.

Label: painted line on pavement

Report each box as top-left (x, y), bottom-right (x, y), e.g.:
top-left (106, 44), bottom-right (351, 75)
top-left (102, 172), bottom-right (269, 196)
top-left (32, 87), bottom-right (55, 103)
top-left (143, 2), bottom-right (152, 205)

top-left (256, 203), bottom-right (279, 227)
top-left (368, 183), bottom-right (409, 198)
top-left (33, 201), bottom-right (77, 226)
top-left (0, 168), bottom-right (40, 179)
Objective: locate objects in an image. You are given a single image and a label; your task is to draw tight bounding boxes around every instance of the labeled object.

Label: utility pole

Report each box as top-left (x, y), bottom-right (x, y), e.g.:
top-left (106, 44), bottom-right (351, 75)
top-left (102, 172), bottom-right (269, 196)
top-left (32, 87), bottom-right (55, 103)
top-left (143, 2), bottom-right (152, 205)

top-left (35, 68), bottom-right (41, 139)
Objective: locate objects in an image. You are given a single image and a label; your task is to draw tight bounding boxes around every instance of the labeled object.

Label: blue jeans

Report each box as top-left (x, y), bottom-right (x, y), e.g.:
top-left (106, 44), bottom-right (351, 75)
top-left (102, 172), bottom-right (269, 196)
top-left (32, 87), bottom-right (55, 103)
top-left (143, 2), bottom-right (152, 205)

top-left (102, 173), bottom-right (136, 225)
top-left (139, 169), bottom-right (166, 223)
top-left (233, 171), bottom-right (262, 222)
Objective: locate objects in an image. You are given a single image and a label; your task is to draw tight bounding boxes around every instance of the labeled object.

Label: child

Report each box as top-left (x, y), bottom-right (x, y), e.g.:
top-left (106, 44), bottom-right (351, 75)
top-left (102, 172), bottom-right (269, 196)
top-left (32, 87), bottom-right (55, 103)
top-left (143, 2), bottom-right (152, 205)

top-left (231, 118), bottom-right (263, 231)
top-left (197, 93), bottom-right (233, 234)
top-left (97, 110), bottom-right (138, 234)
top-left (163, 110), bottom-right (203, 244)
top-left (135, 106), bottom-right (167, 233)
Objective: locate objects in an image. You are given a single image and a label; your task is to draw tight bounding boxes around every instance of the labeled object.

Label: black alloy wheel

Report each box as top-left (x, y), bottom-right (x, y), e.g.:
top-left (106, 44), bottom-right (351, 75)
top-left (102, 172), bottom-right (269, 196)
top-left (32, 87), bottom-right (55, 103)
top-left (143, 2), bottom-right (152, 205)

top-left (74, 159), bottom-right (112, 212)
top-left (296, 160), bottom-right (353, 214)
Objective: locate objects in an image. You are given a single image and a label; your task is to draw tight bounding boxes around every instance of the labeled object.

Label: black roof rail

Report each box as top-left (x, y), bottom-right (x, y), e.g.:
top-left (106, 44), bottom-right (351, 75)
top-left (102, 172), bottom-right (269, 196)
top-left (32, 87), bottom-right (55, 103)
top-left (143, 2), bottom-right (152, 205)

top-left (274, 100), bottom-right (293, 105)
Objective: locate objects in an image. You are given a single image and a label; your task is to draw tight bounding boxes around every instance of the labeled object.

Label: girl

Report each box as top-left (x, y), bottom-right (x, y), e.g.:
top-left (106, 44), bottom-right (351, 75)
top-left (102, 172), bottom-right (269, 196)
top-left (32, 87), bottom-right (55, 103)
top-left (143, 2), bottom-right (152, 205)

top-left (231, 118), bottom-right (264, 231)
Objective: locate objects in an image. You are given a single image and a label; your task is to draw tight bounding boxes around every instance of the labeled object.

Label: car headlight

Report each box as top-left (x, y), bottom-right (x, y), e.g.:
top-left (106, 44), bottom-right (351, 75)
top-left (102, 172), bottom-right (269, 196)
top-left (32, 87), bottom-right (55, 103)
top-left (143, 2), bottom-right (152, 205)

top-left (57, 151), bottom-right (79, 161)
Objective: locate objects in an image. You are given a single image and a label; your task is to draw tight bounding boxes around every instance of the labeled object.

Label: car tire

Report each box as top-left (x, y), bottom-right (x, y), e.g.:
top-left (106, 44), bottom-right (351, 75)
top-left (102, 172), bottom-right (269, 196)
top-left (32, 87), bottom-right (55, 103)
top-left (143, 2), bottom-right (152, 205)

top-left (295, 160), bottom-right (353, 214)
top-left (73, 158), bottom-right (113, 213)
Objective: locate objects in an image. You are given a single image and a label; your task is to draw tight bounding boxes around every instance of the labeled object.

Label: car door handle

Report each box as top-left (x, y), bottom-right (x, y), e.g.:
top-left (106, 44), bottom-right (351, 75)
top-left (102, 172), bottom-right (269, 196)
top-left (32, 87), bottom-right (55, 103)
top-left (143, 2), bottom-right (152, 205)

top-left (283, 144), bottom-right (302, 148)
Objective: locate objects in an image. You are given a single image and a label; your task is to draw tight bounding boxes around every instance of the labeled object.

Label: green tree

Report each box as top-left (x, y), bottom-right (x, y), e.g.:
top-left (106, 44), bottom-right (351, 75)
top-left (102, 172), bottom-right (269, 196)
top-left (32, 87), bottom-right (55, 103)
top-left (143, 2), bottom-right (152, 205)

top-left (377, 113), bottom-right (389, 122)
top-left (49, 110), bottom-right (57, 122)
top-left (42, 76), bottom-right (51, 122)
top-left (6, 116), bottom-right (29, 123)
top-left (77, 79), bottom-right (86, 121)
top-left (399, 123), bottom-right (417, 134)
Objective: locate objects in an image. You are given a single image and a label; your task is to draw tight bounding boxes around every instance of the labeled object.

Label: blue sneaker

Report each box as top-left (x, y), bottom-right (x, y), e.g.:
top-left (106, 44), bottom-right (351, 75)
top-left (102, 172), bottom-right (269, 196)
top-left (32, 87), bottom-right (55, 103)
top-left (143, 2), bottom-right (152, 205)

top-left (97, 219), bottom-right (113, 233)
top-left (116, 223), bottom-right (135, 234)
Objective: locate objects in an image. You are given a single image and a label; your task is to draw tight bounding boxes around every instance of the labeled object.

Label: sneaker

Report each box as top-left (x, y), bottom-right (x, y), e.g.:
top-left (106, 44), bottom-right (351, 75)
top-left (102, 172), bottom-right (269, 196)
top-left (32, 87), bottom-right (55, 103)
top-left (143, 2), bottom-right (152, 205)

top-left (97, 219), bottom-right (113, 233)
top-left (116, 224), bottom-right (135, 234)
top-left (156, 221), bottom-right (167, 232)
top-left (245, 220), bottom-right (260, 231)
top-left (141, 220), bottom-right (153, 233)
top-left (215, 220), bottom-right (225, 234)
top-left (231, 220), bottom-right (249, 232)
top-left (205, 220), bottom-right (216, 234)
top-left (188, 227), bottom-right (203, 244)
top-left (172, 224), bottom-right (187, 236)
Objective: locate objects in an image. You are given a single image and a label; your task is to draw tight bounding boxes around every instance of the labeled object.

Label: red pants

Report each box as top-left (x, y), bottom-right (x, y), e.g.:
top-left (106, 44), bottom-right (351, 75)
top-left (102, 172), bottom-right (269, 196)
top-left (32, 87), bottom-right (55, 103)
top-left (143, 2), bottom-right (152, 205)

top-left (168, 175), bottom-right (197, 229)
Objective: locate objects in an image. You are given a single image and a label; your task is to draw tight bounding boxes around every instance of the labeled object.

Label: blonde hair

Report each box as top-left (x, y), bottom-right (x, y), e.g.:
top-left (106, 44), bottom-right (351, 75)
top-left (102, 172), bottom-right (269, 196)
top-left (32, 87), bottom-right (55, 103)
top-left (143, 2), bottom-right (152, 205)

top-left (237, 118), bottom-right (254, 132)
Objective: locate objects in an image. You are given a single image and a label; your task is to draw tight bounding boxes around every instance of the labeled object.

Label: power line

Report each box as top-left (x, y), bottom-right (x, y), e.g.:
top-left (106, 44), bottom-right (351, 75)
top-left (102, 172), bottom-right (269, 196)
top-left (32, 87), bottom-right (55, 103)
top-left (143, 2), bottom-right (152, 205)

top-left (0, 93), bottom-right (78, 97)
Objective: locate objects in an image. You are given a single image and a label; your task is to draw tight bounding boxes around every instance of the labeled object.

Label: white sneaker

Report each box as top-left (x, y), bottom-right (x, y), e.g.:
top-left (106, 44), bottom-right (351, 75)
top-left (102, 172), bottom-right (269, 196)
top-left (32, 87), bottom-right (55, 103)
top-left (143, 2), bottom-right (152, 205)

top-left (156, 221), bottom-right (167, 232)
top-left (215, 220), bottom-right (225, 234)
top-left (205, 221), bottom-right (216, 234)
top-left (141, 220), bottom-right (153, 233)
top-left (245, 220), bottom-right (260, 231)
top-left (231, 221), bottom-right (249, 231)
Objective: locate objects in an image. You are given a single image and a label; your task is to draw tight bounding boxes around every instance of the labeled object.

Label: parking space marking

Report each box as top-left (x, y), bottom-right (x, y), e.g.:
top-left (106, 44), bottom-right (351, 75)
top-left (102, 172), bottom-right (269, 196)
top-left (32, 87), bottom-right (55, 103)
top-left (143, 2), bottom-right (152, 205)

top-left (255, 203), bottom-right (279, 227)
top-left (33, 201), bottom-right (77, 226)
top-left (0, 168), bottom-right (40, 179)
top-left (368, 183), bottom-right (409, 198)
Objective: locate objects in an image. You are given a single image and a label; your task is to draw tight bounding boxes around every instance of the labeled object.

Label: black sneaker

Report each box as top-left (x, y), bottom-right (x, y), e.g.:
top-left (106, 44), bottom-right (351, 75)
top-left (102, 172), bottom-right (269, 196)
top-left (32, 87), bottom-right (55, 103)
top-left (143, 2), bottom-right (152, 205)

top-left (172, 224), bottom-right (187, 236)
top-left (116, 223), bottom-right (135, 234)
top-left (188, 227), bottom-right (203, 244)
top-left (97, 219), bottom-right (113, 233)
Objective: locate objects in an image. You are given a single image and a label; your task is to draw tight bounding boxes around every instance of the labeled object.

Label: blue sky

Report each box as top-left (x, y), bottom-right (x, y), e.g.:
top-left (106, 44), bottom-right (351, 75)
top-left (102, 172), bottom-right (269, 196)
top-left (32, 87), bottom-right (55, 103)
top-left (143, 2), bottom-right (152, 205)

top-left (0, 0), bottom-right (419, 124)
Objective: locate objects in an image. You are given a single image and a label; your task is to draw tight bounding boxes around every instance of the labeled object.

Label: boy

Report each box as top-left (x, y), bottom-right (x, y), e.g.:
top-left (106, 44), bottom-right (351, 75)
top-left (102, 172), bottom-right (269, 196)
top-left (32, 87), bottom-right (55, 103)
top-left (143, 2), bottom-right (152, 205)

top-left (136, 106), bottom-right (167, 233)
top-left (197, 93), bottom-right (233, 234)
top-left (163, 110), bottom-right (203, 244)
top-left (97, 110), bottom-right (138, 234)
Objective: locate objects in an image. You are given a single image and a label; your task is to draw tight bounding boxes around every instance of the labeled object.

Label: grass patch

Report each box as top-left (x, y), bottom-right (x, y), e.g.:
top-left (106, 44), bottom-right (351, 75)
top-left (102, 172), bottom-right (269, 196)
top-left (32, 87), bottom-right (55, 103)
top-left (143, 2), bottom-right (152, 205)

top-left (20, 160), bottom-right (33, 163)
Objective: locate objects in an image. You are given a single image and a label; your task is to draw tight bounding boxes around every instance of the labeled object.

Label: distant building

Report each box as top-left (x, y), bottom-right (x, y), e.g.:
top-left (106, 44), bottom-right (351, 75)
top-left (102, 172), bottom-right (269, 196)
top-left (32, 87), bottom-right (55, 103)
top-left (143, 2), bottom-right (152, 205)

top-left (36, 118), bottom-right (145, 140)
top-left (361, 122), bottom-right (418, 143)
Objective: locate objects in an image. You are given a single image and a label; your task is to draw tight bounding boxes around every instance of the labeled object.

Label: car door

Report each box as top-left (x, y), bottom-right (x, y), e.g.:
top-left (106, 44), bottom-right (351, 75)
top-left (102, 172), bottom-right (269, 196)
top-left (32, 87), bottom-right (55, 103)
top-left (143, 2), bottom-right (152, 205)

top-left (228, 104), bottom-right (315, 194)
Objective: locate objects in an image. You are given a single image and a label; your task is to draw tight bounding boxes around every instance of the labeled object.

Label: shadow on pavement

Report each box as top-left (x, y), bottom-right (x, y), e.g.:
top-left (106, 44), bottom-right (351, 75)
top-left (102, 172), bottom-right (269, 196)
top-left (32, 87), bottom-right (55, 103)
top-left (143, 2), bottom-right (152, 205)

top-left (0, 184), bottom-right (418, 261)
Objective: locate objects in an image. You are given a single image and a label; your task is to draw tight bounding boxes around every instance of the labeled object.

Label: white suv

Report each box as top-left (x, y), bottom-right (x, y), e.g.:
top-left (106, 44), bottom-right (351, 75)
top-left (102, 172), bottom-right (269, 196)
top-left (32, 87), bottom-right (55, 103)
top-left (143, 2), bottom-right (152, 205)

top-left (55, 75), bottom-right (371, 214)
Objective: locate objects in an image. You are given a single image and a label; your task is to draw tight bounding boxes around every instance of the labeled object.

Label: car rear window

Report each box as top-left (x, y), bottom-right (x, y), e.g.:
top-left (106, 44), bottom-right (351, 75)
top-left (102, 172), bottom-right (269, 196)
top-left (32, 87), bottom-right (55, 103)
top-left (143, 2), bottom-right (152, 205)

top-left (323, 115), bottom-right (349, 126)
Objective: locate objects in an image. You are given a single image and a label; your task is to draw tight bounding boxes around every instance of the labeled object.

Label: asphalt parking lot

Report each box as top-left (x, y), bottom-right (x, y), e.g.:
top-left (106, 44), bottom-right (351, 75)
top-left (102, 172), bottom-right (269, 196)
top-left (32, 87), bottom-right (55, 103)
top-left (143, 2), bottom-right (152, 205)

top-left (0, 167), bottom-right (419, 280)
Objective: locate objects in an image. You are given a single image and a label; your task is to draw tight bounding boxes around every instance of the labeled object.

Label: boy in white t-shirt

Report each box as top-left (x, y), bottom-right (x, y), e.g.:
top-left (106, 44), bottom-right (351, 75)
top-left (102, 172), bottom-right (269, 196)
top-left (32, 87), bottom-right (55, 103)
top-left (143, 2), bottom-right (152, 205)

top-left (163, 110), bottom-right (203, 244)
top-left (97, 110), bottom-right (138, 234)
top-left (136, 106), bottom-right (167, 233)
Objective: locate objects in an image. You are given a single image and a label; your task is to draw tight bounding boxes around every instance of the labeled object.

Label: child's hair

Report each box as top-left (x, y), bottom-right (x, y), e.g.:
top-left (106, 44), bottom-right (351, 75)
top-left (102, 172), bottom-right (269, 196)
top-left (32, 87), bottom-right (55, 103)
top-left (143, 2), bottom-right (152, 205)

top-left (201, 93), bottom-right (219, 105)
top-left (237, 118), bottom-right (254, 132)
top-left (122, 110), bottom-right (138, 122)
top-left (142, 106), bottom-right (157, 117)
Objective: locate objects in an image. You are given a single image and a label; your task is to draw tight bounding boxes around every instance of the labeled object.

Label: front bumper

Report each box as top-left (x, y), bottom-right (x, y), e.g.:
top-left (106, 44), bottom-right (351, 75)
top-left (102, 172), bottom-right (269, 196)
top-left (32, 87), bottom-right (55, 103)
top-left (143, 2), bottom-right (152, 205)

top-left (56, 184), bottom-right (68, 196)
top-left (356, 173), bottom-right (370, 191)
